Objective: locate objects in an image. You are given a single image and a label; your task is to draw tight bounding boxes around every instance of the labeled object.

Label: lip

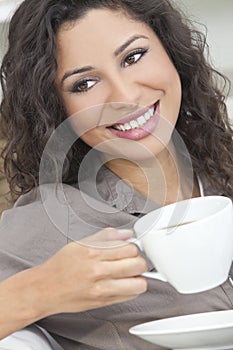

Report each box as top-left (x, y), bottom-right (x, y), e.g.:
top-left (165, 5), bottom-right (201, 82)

top-left (107, 101), bottom-right (160, 141)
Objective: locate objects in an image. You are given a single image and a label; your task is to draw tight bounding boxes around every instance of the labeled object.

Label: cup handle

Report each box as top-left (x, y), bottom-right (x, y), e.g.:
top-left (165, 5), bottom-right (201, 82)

top-left (142, 271), bottom-right (168, 282)
top-left (127, 237), bottom-right (142, 249)
top-left (127, 239), bottom-right (168, 282)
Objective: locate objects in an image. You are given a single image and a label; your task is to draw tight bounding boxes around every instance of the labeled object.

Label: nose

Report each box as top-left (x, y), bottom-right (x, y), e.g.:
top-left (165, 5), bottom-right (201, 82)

top-left (106, 74), bottom-right (140, 110)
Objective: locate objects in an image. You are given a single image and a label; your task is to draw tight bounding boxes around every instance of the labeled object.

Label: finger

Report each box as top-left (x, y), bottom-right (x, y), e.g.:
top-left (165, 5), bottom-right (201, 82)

top-left (98, 242), bottom-right (139, 261)
top-left (66, 240), bottom-right (139, 263)
top-left (98, 276), bottom-right (147, 299)
top-left (81, 228), bottom-right (133, 244)
top-left (100, 256), bottom-right (148, 279)
top-left (78, 239), bottom-right (130, 249)
top-left (76, 237), bottom-right (139, 261)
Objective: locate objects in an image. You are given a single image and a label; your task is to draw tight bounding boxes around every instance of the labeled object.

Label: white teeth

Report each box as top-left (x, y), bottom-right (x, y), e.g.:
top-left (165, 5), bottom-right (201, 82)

top-left (113, 105), bottom-right (155, 132)
top-left (137, 116), bottom-right (146, 126)
top-left (130, 120), bottom-right (139, 129)
top-left (124, 123), bottom-right (131, 131)
top-left (144, 111), bottom-right (151, 121)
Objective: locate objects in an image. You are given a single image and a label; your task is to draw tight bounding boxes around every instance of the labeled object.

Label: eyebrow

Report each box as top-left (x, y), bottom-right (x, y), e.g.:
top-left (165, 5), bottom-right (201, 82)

top-left (114, 34), bottom-right (148, 56)
top-left (61, 34), bottom-right (149, 85)
top-left (61, 65), bottom-right (94, 86)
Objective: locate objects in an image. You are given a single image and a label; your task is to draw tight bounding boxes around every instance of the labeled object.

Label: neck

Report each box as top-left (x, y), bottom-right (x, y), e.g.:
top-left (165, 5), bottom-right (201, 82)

top-left (103, 142), bottom-right (197, 206)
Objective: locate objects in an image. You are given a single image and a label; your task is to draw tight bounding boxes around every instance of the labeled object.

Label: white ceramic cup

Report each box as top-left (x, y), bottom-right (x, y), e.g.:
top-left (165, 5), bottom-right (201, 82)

top-left (133, 196), bottom-right (233, 294)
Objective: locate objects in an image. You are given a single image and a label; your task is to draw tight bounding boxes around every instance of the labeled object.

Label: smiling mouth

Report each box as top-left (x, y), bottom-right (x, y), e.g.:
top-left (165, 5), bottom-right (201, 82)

top-left (109, 101), bottom-right (159, 131)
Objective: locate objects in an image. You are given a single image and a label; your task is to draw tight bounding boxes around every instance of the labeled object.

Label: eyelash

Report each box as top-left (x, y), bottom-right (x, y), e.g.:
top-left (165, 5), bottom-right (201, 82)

top-left (70, 79), bottom-right (98, 94)
top-left (70, 47), bottom-right (149, 94)
top-left (122, 48), bottom-right (148, 68)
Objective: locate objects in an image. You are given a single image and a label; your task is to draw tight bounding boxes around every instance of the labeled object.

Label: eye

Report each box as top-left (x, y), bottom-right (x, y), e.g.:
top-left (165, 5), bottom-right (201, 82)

top-left (71, 79), bottom-right (97, 93)
top-left (123, 48), bottom-right (148, 68)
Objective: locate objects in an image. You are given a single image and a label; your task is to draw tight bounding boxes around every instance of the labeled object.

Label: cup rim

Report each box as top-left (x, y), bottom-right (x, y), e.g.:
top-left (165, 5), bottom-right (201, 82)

top-left (134, 195), bottom-right (232, 235)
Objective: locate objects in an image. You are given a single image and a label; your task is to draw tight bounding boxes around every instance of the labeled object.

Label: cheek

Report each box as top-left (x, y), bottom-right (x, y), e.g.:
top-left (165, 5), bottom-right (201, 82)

top-left (68, 104), bottom-right (109, 143)
top-left (61, 95), bottom-right (85, 117)
top-left (61, 88), bottom-right (109, 118)
top-left (150, 57), bottom-right (182, 123)
top-left (146, 56), bottom-right (181, 92)
top-left (164, 70), bottom-right (182, 122)
top-left (61, 95), bottom-right (104, 137)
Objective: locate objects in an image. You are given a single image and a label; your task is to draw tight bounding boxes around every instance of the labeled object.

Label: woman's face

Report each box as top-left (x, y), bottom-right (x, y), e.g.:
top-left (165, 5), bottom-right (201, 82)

top-left (56, 8), bottom-right (182, 161)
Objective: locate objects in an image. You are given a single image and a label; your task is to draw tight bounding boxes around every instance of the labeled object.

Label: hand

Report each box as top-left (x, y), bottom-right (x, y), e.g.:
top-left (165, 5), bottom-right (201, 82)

top-left (36, 228), bottom-right (148, 316)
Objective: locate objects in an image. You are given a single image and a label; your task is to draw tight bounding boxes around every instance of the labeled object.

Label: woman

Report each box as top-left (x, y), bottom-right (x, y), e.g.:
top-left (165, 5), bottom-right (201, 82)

top-left (0, 0), bottom-right (233, 349)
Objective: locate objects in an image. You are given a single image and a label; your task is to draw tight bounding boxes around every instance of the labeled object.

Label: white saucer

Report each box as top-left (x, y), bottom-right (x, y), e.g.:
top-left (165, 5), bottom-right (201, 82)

top-left (129, 310), bottom-right (233, 349)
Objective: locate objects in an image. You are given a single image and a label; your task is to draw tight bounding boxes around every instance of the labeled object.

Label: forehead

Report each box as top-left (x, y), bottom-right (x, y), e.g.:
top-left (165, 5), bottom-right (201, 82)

top-left (56, 8), bottom-right (155, 66)
top-left (57, 8), bottom-right (148, 41)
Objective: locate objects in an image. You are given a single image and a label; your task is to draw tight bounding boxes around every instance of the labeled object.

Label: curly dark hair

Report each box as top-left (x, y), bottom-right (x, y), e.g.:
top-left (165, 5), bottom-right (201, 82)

top-left (0, 0), bottom-right (233, 200)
